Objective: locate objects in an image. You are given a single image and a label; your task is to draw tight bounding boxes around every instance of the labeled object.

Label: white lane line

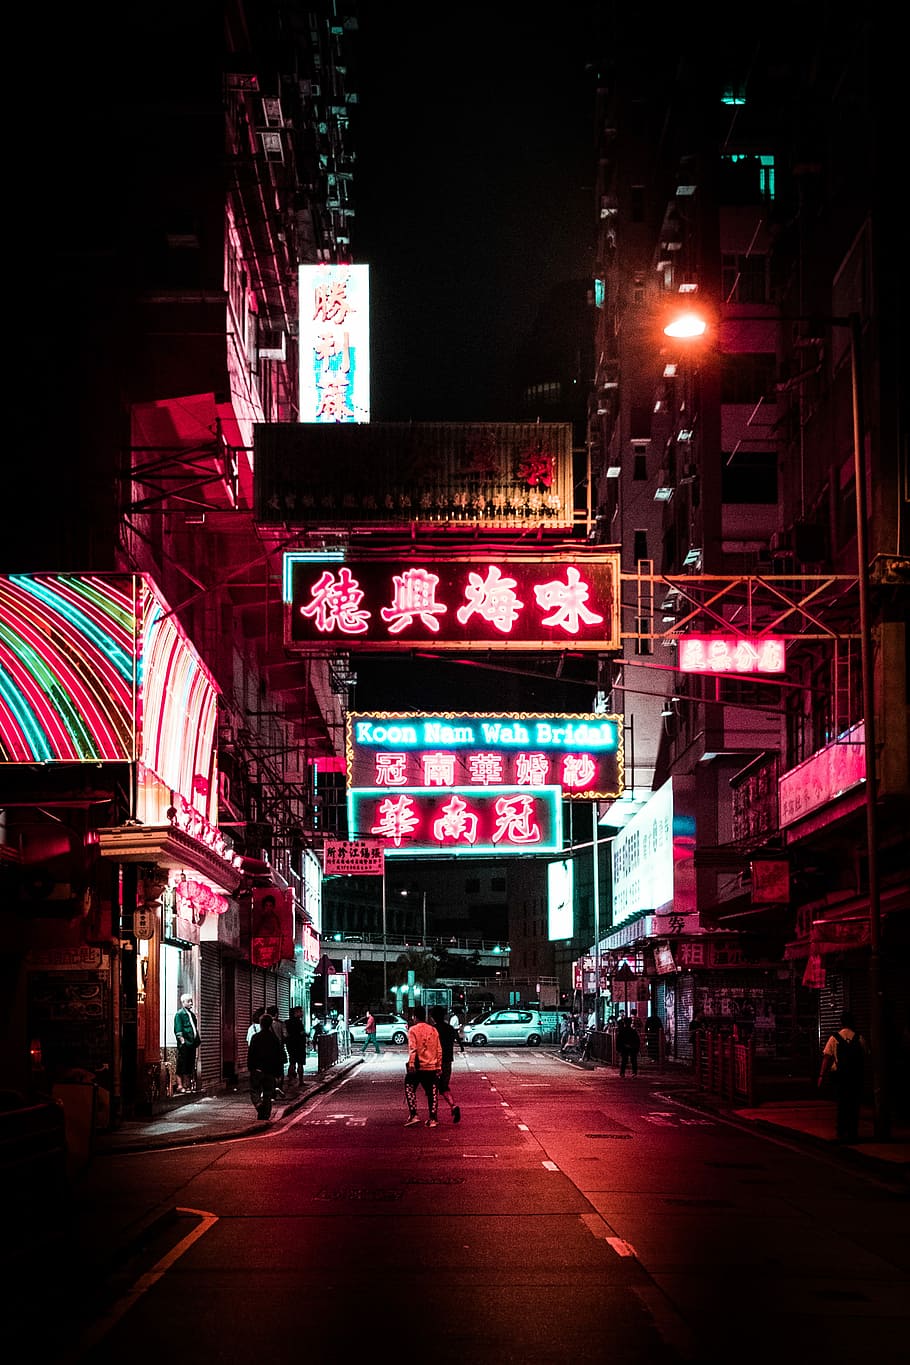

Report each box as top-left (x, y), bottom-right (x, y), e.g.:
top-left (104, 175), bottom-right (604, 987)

top-left (60, 1207), bottom-right (218, 1361)
top-left (517, 1123), bottom-right (530, 1131)
top-left (542, 1160), bottom-right (559, 1171)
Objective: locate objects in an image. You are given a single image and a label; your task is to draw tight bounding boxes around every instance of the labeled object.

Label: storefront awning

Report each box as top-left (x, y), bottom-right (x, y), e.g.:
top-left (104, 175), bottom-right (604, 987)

top-left (97, 824), bottom-right (243, 895)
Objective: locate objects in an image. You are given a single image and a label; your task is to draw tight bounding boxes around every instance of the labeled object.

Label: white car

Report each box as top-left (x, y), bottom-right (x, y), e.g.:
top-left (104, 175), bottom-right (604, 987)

top-left (348, 1012), bottom-right (410, 1046)
top-left (462, 1009), bottom-right (544, 1047)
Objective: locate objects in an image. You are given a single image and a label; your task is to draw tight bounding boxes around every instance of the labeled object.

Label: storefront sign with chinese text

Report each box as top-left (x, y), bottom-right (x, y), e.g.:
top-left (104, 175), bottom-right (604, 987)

top-left (284, 552), bottom-right (620, 651)
top-left (323, 839), bottom-right (385, 876)
top-left (346, 711), bottom-right (623, 801)
top-left (679, 635), bottom-right (786, 673)
top-left (348, 785), bottom-right (562, 857)
top-left (298, 264), bottom-right (370, 423)
top-left (779, 723), bottom-right (865, 827)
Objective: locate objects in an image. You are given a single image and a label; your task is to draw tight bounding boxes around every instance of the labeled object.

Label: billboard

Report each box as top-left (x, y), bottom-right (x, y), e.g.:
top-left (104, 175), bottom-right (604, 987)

top-left (298, 263), bottom-right (370, 423)
top-left (548, 858), bottom-right (574, 939)
top-left (255, 421), bottom-right (574, 529)
top-left (346, 711), bottom-right (623, 801)
top-left (348, 785), bottom-right (563, 858)
top-left (284, 552), bottom-right (621, 652)
top-left (610, 778), bottom-right (696, 927)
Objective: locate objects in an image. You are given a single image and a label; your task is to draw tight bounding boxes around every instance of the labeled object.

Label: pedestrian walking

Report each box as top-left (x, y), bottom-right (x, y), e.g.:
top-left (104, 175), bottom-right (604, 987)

top-left (616, 1016), bottom-right (640, 1077)
top-left (429, 1005), bottom-right (461, 1123)
top-left (285, 1005), bottom-right (308, 1080)
top-left (245, 1007), bottom-right (265, 1047)
top-left (404, 1004), bottom-right (443, 1127)
top-left (265, 1005), bottom-right (288, 1095)
top-left (247, 1014), bottom-right (285, 1120)
top-left (360, 1008), bottom-right (381, 1056)
top-left (818, 1010), bottom-right (867, 1143)
top-left (448, 1008), bottom-right (466, 1053)
top-left (173, 994), bottom-right (200, 1094)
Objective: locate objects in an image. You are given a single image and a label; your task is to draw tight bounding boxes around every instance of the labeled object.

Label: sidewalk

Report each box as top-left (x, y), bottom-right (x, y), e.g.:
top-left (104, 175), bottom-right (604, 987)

top-left (91, 1053), bottom-right (363, 1155)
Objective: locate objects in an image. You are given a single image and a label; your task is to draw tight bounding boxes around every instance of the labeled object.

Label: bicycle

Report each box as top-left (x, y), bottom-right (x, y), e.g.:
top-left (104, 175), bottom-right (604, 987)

top-left (560, 1026), bottom-right (595, 1061)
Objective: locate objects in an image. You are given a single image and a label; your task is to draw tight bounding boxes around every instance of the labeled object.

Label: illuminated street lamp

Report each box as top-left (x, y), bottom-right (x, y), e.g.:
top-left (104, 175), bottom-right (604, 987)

top-left (664, 306), bottom-right (886, 1138)
top-left (400, 886), bottom-right (428, 944)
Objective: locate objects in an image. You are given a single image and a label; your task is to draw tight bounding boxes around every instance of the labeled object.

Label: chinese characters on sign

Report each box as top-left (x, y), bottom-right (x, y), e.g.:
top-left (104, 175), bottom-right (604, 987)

top-left (323, 839), bottom-right (385, 876)
top-left (285, 554), bottom-right (621, 651)
top-left (346, 712), bottom-right (623, 802)
top-left (778, 723), bottom-right (865, 827)
top-left (679, 635), bottom-right (786, 673)
top-left (348, 786), bottom-right (563, 857)
top-left (298, 264), bottom-right (370, 423)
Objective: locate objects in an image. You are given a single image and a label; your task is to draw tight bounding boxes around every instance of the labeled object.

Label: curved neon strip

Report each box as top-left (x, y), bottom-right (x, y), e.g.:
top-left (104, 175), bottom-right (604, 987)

top-left (0, 576), bottom-right (135, 762)
top-left (0, 665), bottom-right (54, 760)
top-left (0, 602), bottom-right (127, 758)
top-left (13, 575), bottom-right (133, 679)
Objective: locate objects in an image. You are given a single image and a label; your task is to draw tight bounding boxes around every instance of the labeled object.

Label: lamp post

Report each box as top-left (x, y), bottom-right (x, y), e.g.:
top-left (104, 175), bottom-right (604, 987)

top-left (400, 886), bottom-right (428, 945)
top-left (664, 306), bottom-right (886, 1138)
top-left (381, 861), bottom-right (388, 1005)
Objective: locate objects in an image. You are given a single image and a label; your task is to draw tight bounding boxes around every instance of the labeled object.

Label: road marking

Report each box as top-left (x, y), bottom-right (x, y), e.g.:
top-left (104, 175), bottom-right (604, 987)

top-left (58, 1207), bottom-right (218, 1361)
top-left (542, 1160), bottom-right (559, 1171)
top-left (606, 1236), bottom-right (636, 1257)
top-left (517, 1123), bottom-right (529, 1131)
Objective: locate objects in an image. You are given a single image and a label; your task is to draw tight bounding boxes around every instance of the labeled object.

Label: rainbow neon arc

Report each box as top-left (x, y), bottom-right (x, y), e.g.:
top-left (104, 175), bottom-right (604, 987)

top-left (0, 575), bottom-right (137, 762)
top-left (0, 576), bottom-right (219, 826)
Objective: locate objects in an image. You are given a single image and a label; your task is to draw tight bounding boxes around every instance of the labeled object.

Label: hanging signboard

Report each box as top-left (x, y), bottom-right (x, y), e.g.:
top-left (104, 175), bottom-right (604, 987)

top-left (283, 551), bottom-right (620, 652)
top-left (348, 785), bottom-right (563, 857)
top-left (346, 711), bottom-right (623, 802)
top-left (323, 839), bottom-right (385, 876)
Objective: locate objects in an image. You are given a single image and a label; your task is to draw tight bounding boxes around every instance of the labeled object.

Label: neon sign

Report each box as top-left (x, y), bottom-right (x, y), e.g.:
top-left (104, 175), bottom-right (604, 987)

top-left (348, 785), bottom-right (563, 857)
top-left (679, 635), bottom-right (786, 673)
top-left (346, 711), bottom-right (624, 801)
top-left (298, 264), bottom-right (370, 423)
top-left (285, 553), bottom-right (621, 651)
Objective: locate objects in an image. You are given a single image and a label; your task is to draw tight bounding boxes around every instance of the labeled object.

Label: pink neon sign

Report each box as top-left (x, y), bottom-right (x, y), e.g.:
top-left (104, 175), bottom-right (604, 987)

top-left (678, 634), bottom-right (786, 673)
top-left (348, 786), bottom-right (563, 857)
top-left (286, 554), bottom-right (620, 651)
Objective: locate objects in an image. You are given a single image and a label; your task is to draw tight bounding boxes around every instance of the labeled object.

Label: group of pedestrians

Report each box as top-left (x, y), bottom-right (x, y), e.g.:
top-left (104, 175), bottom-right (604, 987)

top-left (404, 1004), bottom-right (463, 1128)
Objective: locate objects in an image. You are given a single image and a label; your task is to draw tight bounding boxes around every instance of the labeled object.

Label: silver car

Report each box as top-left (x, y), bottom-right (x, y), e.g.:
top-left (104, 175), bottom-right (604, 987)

top-left (348, 1012), bottom-right (410, 1046)
top-left (462, 1009), bottom-right (544, 1047)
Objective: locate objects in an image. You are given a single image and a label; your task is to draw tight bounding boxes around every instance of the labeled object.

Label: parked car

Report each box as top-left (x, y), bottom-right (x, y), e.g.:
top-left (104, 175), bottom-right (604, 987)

top-left (462, 1009), bottom-right (544, 1047)
top-left (348, 1013), bottom-right (410, 1046)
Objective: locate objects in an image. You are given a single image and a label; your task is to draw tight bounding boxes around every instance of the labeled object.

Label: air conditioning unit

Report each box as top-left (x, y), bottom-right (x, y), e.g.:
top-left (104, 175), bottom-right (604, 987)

top-left (258, 331), bottom-right (287, 361)
top-left (258, 129), bottom-right (284, 163)
top-left (261, 97), bottom-right (284, 128)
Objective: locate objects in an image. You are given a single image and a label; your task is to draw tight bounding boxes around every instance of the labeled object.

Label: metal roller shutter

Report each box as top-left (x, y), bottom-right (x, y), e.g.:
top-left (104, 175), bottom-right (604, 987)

top-left (235, 962), bottom-right (253, 1045)
top-left (199, 944), bottom-right (223, 1092)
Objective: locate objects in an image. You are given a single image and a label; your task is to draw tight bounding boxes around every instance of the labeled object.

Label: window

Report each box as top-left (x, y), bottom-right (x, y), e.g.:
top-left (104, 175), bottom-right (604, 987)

top-left (718, 153), bottom-right (775, 204)
top-left (633, 449), bottom-right (648, 481)
top-left (721, 252), bottom-right (770, 305)
top-left (491, 876), bottom-right (506, 892)
top-left (722, 450), bottom-right (778, 503)
top-left (720, 353), bottom-right (777, 404)
top-left (633, 530), bottom-right (648, 563)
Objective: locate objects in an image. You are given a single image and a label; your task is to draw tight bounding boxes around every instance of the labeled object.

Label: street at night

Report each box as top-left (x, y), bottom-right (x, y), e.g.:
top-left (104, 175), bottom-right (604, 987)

top-left (3, 7), bottom-right (907, 1364)
top-left (40, 1048), bottom-right (909, 1365)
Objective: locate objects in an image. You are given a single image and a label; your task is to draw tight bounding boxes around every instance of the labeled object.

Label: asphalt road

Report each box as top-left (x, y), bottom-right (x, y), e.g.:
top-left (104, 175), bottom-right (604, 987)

top-left (41, 1049), bottom-right (909, 1365)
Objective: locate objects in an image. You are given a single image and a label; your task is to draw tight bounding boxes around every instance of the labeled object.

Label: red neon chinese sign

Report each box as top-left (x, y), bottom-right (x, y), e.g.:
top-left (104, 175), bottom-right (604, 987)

top-left (345, 711), bottom-right (624, 802)
top-left (285, 554), bottom-right (620, 651)
top-left (678, 635), bottom-right (786, 673)
top-left (347, 786), bottom-right (563, 857)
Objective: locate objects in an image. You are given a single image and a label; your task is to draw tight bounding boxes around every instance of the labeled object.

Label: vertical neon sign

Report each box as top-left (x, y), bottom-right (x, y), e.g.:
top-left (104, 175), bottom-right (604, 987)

top-left (298, 264), bottom-right (370, 423)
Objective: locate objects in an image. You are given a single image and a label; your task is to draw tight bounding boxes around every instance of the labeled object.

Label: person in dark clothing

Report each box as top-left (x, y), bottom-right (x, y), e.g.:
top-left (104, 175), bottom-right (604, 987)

top-left (247, 1014), bottom-right (286, 1119)
top-left (429, 1005), bottom-right (461, 1123)
top-left (819, 1010), bottom-right (867, 1143)
top-left (285, 1005), bottom-right (307, 1081)
top-left (616, 1016), bottom-right (640, 1077)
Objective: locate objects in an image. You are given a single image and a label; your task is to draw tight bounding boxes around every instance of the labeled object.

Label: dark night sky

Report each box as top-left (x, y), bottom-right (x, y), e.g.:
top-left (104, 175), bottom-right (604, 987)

top-left (349, 6), bottom-right (600, 713)
top-left (352, 4), bottom-right (597, 422)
